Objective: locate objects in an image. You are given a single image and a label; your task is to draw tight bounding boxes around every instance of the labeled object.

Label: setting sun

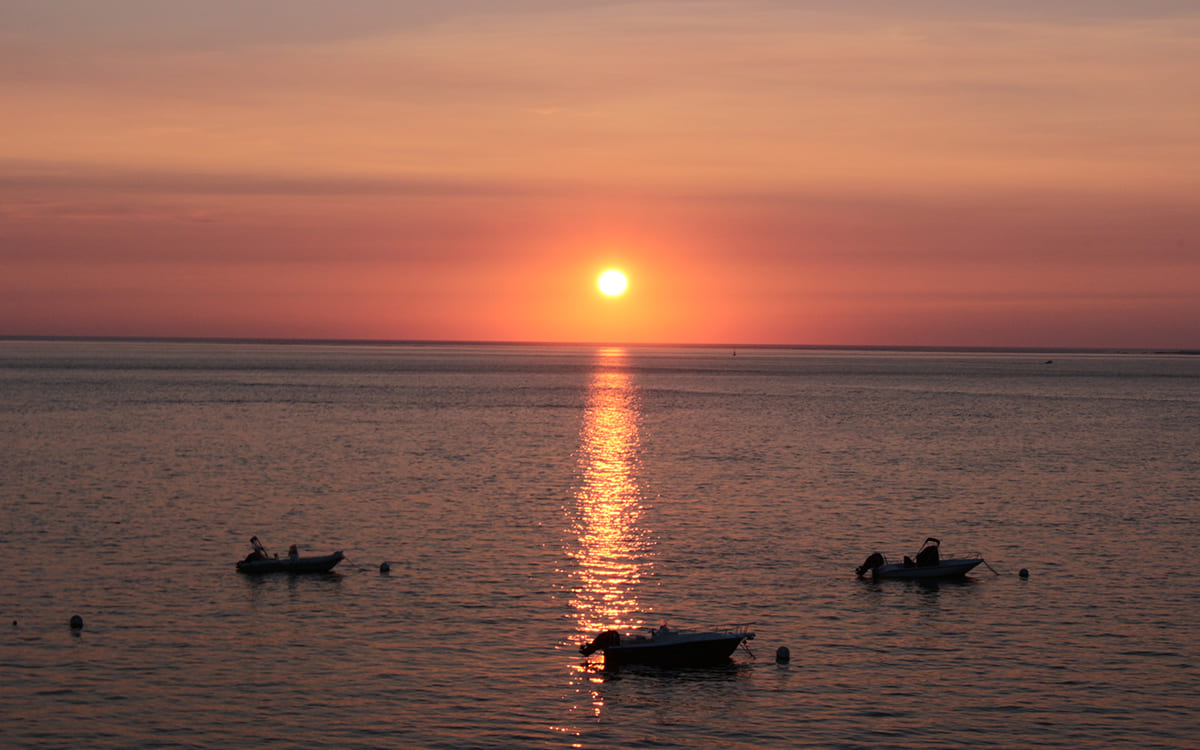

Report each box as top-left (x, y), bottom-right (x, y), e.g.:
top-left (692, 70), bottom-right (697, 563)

top-left (598, 270), bottom-right (628, 297)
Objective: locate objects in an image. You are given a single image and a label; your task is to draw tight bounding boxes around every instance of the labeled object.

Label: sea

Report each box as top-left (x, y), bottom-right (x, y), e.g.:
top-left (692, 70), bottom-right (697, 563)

top-left (2, 340), bottom-right (1198, 749)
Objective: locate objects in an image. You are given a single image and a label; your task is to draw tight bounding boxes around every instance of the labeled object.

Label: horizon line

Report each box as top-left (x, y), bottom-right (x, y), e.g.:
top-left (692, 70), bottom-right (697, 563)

top-left (2, 334), bottom-right (1196, 356)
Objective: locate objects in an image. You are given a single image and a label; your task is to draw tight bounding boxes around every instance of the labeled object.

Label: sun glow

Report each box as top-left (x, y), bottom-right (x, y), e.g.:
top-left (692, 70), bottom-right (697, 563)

top-left (597, 270), bottom-right (628, 296)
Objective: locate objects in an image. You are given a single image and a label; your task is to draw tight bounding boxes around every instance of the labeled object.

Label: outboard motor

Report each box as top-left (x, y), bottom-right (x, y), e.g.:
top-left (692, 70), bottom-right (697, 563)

top-left (856, 552), bottom-right (885, 578)
top-left (580, 630), bottom-right (621, 656)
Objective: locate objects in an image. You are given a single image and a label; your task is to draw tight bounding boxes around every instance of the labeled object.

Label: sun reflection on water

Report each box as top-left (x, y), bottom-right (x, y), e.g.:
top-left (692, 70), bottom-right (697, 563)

top-left (561, 348), bottom-right (653, 719)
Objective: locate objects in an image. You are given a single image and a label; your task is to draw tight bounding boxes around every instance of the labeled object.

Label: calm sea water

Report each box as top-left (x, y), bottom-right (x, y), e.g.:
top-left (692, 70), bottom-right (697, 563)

top-left (2, 341), bottom-right (1198, 749)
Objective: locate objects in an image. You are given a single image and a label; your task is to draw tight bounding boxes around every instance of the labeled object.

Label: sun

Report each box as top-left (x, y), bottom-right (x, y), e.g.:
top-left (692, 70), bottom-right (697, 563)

top-left (598, 269), bottom-right (628, 296)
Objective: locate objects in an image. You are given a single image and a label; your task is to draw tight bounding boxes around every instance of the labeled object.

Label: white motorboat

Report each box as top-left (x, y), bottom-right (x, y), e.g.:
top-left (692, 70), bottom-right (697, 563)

top-left (855, 537), bottom-right (985, 581)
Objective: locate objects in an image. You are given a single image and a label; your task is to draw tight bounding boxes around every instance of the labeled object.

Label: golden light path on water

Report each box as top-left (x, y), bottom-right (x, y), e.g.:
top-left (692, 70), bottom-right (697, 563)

top-left (558, 348), bottom-right (652, 728)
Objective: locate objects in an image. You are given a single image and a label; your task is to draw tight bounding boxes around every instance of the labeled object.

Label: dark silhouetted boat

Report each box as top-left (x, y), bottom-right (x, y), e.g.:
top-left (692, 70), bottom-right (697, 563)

top-left (236, 550), bottom-right (344, 574)
top-left (235, 536), bottom-right (344, 574)
top-left (855, 537), bottom-right (984, 581)
top-left (579, 624), bottom-right (754, 666)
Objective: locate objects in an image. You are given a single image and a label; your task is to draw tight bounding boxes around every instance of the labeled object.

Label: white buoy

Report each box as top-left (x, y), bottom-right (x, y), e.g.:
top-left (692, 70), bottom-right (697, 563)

top-left (776, 646), bottom-right (790, 664)
top-left (69, 615), bottom-right (83, 630)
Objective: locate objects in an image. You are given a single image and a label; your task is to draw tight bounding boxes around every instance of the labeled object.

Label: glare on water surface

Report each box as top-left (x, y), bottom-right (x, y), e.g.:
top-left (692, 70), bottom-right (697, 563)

top-left (567, 350), bottom-right (650, 636)
top-left (562, 348), bottom-right (652, 718)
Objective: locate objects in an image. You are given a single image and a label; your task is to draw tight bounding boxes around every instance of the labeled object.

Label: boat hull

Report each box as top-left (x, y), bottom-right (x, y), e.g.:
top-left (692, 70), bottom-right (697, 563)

top-left (604, 635), bottom-right (747, 666)
top-left (581, 625), bottom-right (755, 667)
top-left (236, 551), bottom-right (344, 574)
top-left (872, 557), bottom-right (982, 580)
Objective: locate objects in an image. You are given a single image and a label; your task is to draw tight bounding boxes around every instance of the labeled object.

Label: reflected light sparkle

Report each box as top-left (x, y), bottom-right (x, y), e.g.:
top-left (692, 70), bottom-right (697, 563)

top-left (561, 349), bottom-right (650, 721)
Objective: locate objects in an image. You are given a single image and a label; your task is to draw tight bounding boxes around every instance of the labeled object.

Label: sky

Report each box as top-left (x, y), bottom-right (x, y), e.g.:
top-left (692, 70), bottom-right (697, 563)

top-left (3, 0), bottom-right (1198, 348)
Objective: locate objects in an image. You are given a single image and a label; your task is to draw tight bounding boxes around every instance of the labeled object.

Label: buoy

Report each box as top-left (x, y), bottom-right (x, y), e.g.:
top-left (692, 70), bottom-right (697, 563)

top-left (1019, 568), bottom-right (1029, 579)
top-left (69, 615), bottom-right (84, 630)
top-left (776, 646), bottom-right (790, 664)
top-left (379, 562), bottom-right (390, 574)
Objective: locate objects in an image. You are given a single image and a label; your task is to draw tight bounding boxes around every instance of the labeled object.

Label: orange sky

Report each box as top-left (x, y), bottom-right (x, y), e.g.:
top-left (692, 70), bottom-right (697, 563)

top-left (3, 1), bottom-right (1198, 348)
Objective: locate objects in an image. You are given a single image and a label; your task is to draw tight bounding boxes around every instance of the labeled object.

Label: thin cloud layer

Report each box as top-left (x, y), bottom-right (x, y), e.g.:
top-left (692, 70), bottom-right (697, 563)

top-left (2, 1), bottom-right (1198, 347)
